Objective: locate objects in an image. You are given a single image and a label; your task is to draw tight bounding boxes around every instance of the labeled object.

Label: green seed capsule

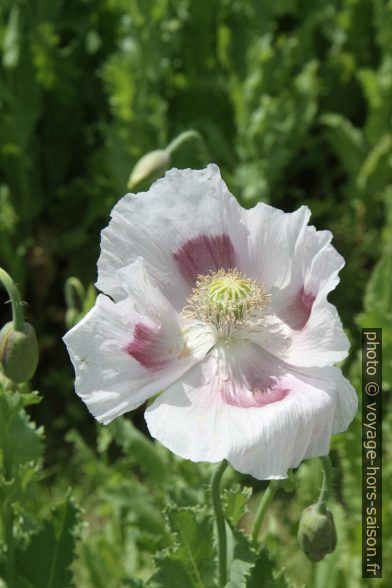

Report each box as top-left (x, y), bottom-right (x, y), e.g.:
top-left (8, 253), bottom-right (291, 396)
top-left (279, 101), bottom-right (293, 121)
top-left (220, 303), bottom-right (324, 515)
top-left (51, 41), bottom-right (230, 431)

top-left (297, 504), bottom-right (337, 562)
top-left (0, 321), bottom-right (39, 383)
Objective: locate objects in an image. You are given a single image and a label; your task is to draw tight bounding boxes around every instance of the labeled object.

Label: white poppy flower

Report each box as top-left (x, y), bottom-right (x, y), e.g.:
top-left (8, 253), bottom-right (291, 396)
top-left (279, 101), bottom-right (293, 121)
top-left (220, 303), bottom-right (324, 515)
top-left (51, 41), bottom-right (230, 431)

top-left (63, 164), bottom-right (357, 479)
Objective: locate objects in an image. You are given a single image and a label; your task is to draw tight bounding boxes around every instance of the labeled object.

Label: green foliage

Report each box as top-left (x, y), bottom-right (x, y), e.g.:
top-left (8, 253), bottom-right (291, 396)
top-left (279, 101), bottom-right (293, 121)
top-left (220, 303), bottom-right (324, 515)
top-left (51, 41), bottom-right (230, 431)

top-left (149, 506), bottom-right (216, 588)
top-left (357, 195), bottom-right (392, 388)
top-left (0, 385), bottom-right (82, 588)
top-left (106, 418), bottom-right (169, 483)
top-left (225, 526), bottom-right (256, 588)
top-left (14, 499), bottom-right (80, 588)
top-left (247, 548), bottom-right (290, 588)
top-left (223, 485), bottom-right (252, 526)
top-left (0, 387), bottom-right (43, 478)
top-left (1, 0), bottom-right (391, 586)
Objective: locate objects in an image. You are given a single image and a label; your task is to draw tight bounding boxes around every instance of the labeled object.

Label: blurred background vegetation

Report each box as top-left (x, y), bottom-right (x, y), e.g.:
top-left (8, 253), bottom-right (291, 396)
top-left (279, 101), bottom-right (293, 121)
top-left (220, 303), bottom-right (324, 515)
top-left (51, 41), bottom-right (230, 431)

top-left (0, 0), bottom-right (391, 586)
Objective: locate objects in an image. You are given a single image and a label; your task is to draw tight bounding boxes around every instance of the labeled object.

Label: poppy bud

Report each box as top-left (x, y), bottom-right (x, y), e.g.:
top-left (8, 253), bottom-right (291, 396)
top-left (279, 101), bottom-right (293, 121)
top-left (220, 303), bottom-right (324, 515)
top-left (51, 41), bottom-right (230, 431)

top-left (297, 504), bottom-right (337, 562)
top-left (127, 149), bottom-right (171, 190)
top-left (0, 321), bottom-right (39, 383)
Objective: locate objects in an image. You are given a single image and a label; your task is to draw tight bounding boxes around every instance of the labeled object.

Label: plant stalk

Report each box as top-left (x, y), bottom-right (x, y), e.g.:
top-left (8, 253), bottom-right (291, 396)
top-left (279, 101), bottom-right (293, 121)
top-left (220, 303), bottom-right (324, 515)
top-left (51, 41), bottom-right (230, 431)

top-left (251, 480), bottom-right (280, 543)
top-left (0, 267), bottom-right (24, 332)
top-left (211, 460), bottom-right (229, 588)
top-left (317, 455), bottom-right (333, 513)
top-left (166, 130), bottom-right (204, 156)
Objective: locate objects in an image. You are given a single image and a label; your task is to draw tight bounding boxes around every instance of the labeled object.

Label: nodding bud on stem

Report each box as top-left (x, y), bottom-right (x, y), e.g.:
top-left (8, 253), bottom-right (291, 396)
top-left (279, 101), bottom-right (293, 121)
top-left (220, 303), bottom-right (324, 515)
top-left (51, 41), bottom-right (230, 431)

top-left (127, 149), bottom-right (171, 190)
top-left (297, 504), bottom-right (337, 562)
top-left (0, 321), bottom-right (39, 383)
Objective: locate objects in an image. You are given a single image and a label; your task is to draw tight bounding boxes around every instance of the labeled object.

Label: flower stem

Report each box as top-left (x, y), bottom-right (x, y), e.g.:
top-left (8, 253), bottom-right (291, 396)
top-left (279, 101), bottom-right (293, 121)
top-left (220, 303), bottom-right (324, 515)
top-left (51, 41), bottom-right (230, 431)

top-left (166, 130), bottom-right (205, 156)
top-left (1, 500), bottom-right (15, 586)
top-left (211, 459), bottom-right (229, 588)
top-left (0, 267), bottom-right (24, 332)
top-left (317, 455), bottom-right (333, 513)
top-left (251, 480), bottom-right (280, 543)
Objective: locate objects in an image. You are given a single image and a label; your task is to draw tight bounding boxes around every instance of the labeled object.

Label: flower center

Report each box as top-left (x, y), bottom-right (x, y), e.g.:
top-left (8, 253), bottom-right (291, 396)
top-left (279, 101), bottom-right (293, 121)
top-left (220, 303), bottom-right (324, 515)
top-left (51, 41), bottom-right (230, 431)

top-left (183, 268), bottom-right (270, 335)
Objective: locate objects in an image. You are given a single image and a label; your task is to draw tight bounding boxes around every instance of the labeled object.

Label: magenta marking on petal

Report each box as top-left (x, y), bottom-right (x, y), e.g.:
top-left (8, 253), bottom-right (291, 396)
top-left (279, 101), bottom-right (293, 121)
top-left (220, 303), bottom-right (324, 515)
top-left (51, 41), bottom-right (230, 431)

top-left (124, 322), bottom-right (168, 371)
top-left (281, 287), bottom-right (316, 330)
top-left (253, 386), bottom-right (290, 407)
top-left (220, 372), bottom-right (290, 408)
top-left (301, 289), bottom-right (316, 310)
top-left (173, 234), bottom-right (236, 284)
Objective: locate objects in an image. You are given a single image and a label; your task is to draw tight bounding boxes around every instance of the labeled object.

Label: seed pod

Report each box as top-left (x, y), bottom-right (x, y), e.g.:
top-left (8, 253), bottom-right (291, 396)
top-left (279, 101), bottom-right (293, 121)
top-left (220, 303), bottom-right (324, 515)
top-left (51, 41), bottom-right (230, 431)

top-left (297, 504), bottom-right (337, 562)
top-left (0, 321), bottom-right (39, 383)
top-left (127, 149), bottom-right (171, 190)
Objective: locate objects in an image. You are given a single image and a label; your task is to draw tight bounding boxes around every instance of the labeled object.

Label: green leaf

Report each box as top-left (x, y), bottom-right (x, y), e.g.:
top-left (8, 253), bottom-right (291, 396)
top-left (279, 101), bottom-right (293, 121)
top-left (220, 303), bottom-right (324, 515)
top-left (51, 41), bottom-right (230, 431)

top-left (357, 134), bottom-right (392, 191)
top-left (321, 113), bottom-right (365, 177)
top-left (246, 548), bottom-right (290, 588)
top-left (357, 193), bottom-right (392, 388)
top-left (0, 387), bottom-right (44, 476)
top-left (14, 498), bottom-right (80, 588)
top-left (223, 485), bottom-right (252, 526)
top-left (226, 526), bottom-right (256, 588)
top-left (106, 417), bottom-right (169, 482)
top-left (149, 506), bottom-right (215, 588)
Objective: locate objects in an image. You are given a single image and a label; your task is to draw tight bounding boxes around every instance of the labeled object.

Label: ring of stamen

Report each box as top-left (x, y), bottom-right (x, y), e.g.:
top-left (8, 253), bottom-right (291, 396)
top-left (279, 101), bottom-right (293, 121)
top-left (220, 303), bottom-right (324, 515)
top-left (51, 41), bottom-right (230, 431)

top-left (182, 268), bottom-right (271, 335)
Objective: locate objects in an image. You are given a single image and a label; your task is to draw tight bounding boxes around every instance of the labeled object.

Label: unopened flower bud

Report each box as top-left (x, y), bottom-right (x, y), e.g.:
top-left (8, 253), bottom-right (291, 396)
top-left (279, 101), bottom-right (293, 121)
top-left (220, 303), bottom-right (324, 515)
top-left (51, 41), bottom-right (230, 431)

top-left (0, 321), bottom-right (39, 383)
top-left (297, 504), bottom-right (337, 562)
top-left (127, 149), bottom-right (171, 190)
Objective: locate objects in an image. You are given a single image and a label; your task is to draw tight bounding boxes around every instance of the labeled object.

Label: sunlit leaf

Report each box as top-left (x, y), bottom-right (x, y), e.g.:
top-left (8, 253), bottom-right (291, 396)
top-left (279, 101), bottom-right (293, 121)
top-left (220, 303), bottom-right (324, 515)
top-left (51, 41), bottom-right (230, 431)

top-left (14, 499), bottom-right (80, 588)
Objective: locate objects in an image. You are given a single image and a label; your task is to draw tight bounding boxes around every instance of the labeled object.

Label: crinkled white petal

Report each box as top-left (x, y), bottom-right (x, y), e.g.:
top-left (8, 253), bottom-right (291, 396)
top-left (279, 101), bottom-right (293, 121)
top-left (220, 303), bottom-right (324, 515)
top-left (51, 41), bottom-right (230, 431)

top-left (247, 300), bottom-right (349, 367)
top-left (63, 259), bottom-right (216, 424)
top-left (237, 203), bottom-right (348, 366)
top-left (96, 164), bottom-right (248, 308)
top-left (240, 202), bottom-right (311, 290)
top-left (145, 342), bottom-right (358, 479)
top-left (271, 224), bottom-right (345, 315)
top-left (241, 202), bottom-right (344, 322)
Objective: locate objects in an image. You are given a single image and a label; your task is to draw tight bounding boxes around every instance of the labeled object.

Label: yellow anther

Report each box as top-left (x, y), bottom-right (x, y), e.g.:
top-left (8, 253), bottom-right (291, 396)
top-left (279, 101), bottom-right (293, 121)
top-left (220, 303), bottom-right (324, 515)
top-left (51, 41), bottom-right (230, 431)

top-left (182, 268), bottom-right (270, 335)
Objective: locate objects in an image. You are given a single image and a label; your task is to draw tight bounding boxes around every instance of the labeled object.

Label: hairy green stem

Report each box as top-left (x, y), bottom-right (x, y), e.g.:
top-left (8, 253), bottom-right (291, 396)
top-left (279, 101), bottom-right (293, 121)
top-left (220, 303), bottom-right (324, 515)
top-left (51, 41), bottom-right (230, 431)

top-left (166, 130), bottom-right (204, 156)
top-left (211, 460), bottom-right (229, 588)
top-left (2, 500), bottom-right (15, 586)
top-left (251, 480), bottom-right (280, 543)
top-left (0, 400), bottom-right (22, 587)
top-left (317, 455), bottom-right (333, 513)
top-left (0, 267), bottom-right (24, 332)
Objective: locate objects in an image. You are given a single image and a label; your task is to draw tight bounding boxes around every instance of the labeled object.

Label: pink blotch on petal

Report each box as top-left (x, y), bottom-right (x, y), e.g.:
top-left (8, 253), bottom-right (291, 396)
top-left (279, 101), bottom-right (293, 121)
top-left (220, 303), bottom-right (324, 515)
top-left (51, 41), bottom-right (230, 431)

top-left (281, 287), bottom-right (316, 330)
top-left (124, 322), bottom-right (169, 371)
top-left (220, 373), bottom-right (289, 408)
top-left (173, 234), bottom-right (236, 284)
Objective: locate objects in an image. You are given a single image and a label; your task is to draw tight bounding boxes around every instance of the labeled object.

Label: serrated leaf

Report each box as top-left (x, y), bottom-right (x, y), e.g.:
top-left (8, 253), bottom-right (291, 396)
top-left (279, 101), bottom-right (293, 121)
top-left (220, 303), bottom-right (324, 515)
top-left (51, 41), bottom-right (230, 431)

top-left (223, 486), bottom-right (252, 526)
top-left (14, 498), bottom-right (80, 588)
top-left (226, 525), bottom-right (256, 588)
top-left (0, 462), bottom-right (39, 503)
top-left (246, 548), bottom-right (290, 588)
top-left (0, 387), bottom-right (43, 475)
top-left (150, 506), bottom-right (215, 588)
